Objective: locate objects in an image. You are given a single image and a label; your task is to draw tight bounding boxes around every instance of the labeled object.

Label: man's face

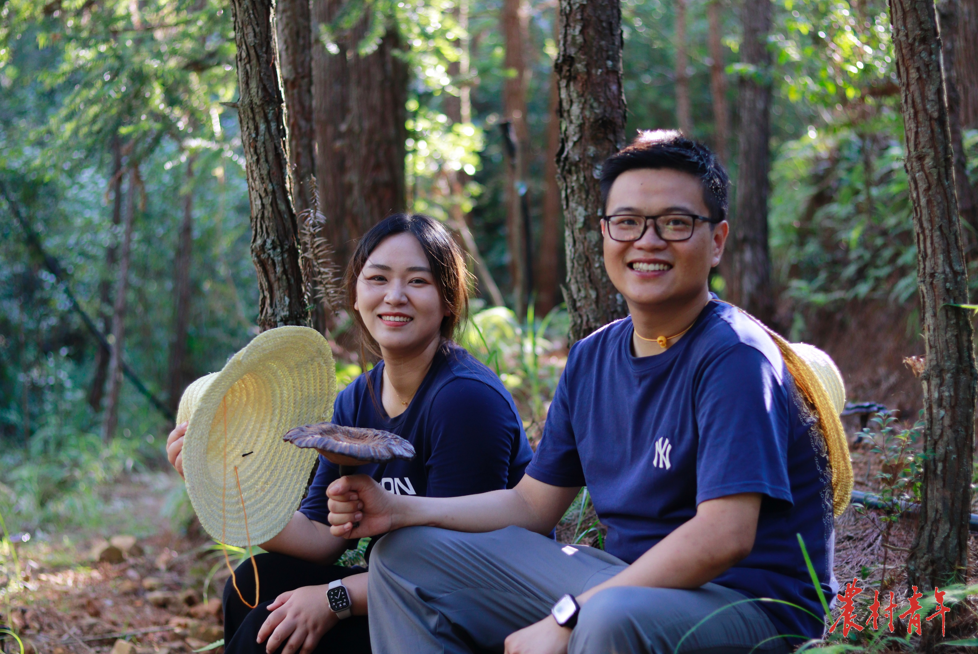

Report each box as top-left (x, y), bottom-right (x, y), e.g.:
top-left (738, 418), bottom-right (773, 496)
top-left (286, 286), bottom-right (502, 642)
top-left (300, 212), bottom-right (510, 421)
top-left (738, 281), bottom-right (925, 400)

top-left (602, 168), bottom-right (728, 314)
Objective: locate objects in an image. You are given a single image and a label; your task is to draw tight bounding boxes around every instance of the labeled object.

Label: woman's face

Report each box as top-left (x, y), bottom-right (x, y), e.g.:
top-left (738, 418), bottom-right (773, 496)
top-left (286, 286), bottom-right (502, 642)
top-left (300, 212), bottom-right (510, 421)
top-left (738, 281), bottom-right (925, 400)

top-left (354, 232), bottom-right (449, 357)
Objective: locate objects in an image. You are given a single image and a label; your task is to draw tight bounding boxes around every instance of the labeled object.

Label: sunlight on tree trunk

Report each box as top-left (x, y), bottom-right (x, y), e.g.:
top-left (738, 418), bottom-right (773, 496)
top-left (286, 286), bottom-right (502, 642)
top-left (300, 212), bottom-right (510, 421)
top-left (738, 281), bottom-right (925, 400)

top-left (101, 167), bottom-right (138, 443)
top-left (556, 0), bottom-right (628, 343)
top-left (708, 0), bottom-right (730, 166)
top-left (675, 0), bottom-right (693, 136)
top-left (230, 0), bottom-right (309, 331)
top-left (888, 0), bottom-right (977, 646)
top-left (728, 0), bottom-right (775, 325)
top-left (168, 154), bottom-right (196, 412)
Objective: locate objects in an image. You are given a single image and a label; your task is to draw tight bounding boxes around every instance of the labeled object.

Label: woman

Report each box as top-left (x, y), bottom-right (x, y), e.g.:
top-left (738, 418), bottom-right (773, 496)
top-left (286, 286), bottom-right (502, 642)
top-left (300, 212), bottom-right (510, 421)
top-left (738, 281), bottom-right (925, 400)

top-left (166, 214), bottom-right (532, 654)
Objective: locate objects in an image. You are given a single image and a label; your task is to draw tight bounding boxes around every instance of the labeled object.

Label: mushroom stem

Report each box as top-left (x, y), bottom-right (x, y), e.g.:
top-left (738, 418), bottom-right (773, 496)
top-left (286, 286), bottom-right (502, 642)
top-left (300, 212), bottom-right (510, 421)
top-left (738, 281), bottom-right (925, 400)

top-left (338, 464), bottom-right (354, 477)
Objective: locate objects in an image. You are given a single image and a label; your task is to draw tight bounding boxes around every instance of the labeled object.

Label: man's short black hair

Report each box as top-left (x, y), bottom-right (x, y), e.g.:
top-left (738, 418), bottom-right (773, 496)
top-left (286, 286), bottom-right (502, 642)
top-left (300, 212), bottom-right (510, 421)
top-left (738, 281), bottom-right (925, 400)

top-left (599, 130), bottom-right (730, 223)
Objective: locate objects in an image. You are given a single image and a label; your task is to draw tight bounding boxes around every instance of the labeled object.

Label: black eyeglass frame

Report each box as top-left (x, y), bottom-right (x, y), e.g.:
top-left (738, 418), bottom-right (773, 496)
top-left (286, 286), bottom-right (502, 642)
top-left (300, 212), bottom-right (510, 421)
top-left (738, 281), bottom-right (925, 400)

top-left (601, 213), bottom-right (722, 243)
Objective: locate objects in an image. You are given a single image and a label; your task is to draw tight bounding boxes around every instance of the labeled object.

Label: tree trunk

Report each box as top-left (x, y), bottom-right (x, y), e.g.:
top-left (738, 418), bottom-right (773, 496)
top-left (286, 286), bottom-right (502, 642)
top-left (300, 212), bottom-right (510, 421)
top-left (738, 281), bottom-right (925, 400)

top-left (101, 166), bottom-right (138, 443)
top-left (88, 134), bottom-right (123, 411)
top-left (502, 0), bottom-right (531, 315)
top-left (727, 0), bottom-right (774, 325)
top-left (708, 0), bottom-right (730, 165)
top-left (956, 0), bottom-right (978, 127)
top-left (168, 154), bottom-right (196, 411)
top-left (556, 0), bottom-right (628, 343)
top-left (537, 5), bottom-right (562, 320)
top-left (230, 0), bottom-right (309, 331)
top-left (276, 0), bottom-right (316, 215)
top-left (938, 0), bottom-right (978, 250)
top-left (675, 0), bottom-right (693, 135)
top-left (445, 0), bottom-right (504, 307)
top-left (313, 1), bottom-right (408, 271)
top-left (889, 0), bottom-right (977, 646)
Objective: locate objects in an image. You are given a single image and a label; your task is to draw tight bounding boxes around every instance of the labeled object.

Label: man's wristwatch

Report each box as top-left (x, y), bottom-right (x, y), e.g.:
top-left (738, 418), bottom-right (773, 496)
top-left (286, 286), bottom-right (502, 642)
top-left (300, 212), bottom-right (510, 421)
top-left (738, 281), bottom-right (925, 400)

top-left (327, 579), bottom-right (352, 619)
top-left (551, 594), bottom-right (580, 629)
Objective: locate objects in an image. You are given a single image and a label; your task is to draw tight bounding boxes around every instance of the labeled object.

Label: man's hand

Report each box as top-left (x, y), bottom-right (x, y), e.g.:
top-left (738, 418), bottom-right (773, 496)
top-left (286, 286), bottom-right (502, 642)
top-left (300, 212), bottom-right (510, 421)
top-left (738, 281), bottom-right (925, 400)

top-left (257, 585), bottom-right (337, 654)
top-left (503, 616), bottom-right (571, 654)
top-left (327, 474), bottom-right (396, 538)
top-left (166, 422), bottom-right (187, 479)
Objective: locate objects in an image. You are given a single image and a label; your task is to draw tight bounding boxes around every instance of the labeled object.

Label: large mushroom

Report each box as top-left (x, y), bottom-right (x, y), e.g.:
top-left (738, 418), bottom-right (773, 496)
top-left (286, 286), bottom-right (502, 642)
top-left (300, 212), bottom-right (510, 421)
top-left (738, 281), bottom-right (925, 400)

top-left (283, 423), bottom-right (416, 477)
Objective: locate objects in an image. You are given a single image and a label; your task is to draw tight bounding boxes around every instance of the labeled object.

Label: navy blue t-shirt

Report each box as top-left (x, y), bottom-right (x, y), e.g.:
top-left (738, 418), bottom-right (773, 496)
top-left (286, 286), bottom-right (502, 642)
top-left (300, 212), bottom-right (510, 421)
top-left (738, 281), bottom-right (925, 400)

top-left (527, 301), bottom-right (836, 641)
top-left (300, 342), bottom-right (533, 524)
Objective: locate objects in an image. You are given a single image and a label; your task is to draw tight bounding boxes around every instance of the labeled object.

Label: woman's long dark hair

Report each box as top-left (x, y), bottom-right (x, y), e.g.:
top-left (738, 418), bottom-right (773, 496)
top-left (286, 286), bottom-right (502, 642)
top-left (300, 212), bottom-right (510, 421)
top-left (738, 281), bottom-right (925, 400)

top-left (345, 213), bottom-right (470, 361)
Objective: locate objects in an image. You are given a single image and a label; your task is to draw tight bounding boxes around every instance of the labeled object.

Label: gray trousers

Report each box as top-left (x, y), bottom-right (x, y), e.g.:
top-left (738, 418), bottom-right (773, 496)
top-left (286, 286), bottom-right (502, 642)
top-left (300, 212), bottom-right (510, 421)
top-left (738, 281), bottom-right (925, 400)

top-left (368, 526), bottom-right (792, 654)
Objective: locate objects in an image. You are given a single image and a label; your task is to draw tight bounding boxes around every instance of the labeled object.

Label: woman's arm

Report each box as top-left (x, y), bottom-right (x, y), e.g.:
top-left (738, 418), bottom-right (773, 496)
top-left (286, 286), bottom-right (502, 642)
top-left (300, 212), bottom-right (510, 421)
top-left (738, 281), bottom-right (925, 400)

top-left (259, 510), bottom-right (350, 564)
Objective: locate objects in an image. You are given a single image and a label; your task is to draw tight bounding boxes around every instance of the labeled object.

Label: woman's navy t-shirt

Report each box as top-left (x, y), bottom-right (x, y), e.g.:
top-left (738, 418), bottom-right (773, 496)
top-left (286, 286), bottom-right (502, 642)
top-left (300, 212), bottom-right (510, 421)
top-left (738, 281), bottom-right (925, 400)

top-left (300, 342), bottom-right (533, 524)
top-left (526, 300), bottom-right (837, 642)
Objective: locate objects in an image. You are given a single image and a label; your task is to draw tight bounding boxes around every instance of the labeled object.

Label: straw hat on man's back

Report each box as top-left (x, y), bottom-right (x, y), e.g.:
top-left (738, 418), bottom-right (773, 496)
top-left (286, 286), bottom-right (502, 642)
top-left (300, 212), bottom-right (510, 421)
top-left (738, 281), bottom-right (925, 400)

top-left (176, 326), bottom-right (337, 546)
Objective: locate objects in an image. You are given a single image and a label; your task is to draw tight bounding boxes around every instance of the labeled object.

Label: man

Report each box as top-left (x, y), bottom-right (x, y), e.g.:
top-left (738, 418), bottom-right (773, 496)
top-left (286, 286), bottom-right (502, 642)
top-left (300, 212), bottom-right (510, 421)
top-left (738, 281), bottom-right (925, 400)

top-left (326, 131), bottom-right (836, 654)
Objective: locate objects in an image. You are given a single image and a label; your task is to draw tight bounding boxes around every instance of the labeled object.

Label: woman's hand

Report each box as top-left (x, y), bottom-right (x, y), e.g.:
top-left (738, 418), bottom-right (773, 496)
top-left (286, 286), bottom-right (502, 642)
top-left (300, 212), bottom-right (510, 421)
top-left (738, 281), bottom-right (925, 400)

top-left (503, 615), bottom-right (571, 654)
top-left (166, 422), bottom-right (188, 479)
top-left (327, 474), bottom-right (395, 539)
top-left (257, 586), bottom-right (337, 654)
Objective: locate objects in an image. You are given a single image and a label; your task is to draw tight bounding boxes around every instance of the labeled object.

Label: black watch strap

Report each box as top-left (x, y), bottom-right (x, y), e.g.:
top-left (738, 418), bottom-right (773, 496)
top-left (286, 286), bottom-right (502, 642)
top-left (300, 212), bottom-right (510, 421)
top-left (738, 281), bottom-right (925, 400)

top-left (551, 594), bottom-right (580, 629)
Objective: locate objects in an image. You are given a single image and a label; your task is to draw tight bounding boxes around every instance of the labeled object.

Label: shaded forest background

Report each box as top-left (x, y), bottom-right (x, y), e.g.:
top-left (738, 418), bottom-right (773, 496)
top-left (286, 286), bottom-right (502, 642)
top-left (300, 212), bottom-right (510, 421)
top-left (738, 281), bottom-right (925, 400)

top-left (1, 0), bottom-right (978, 547)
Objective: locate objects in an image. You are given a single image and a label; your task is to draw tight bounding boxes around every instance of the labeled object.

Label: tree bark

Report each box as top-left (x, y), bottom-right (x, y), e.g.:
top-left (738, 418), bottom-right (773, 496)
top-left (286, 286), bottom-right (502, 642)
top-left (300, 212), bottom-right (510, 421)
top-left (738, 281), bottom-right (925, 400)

top-left (276, 0), bottom-right (316, 215)
top-left (708, 0), bottom-right (730, 165)
top-left (313, 1), bottom-right (407, 271)
top-left (956, 0), bottom-right (978, 127)
top-left (101, 166), bottom-right (138, 443)
top-left (230, 0), bottom-right (309, 331)
top-left (502, 0), bottom-right (531, 315)
top-left (889, 0), bottom-right (977, 645)
top-left (556, 0), bottom-right (629, 343)
top-left (89, 134), bottom-right (123, 412)
top-left (727, 0), bottom-right (775, 325)
top-left (675, 0), bottom-right (693, 135)
top-left (167, 154), bottom-right (196, 411)
top-left (537, 5), bottom-right (563, 319)
top-left (937, 0), bottom-right (978, 250)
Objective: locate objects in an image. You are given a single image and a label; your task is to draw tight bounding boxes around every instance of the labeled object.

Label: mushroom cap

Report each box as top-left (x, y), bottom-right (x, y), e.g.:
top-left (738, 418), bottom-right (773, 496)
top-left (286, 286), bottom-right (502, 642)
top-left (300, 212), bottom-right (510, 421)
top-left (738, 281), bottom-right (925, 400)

top-left (283, 423), bottom-right (416, 467)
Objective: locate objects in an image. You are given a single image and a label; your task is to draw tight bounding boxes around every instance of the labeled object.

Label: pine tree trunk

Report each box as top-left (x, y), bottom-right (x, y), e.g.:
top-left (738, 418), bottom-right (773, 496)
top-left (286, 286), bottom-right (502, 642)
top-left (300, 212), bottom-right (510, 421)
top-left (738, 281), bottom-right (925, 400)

top-left (675, 0), bottom-right (693, 135)
top-left (889, 0), bottom-right (977, 645)
top-left (556, 0), bottom-right (628, 343)
top-left (89, 135), bottom-right (123, 411)
top-left (276, 0), bottom-right (315, 215)
top-left (537, 5), bottom-right (562, 320)
top-left (956, 0), bottom-right (978, 127)
top-left (708, 0), bottom-right (730, 165)
top-left (230, 0), bottom-right (309, 331)
top-left (168, 155), bottom-right (196, 411)
top-left (503, 0), bottom-right (531, 315)
top-left (938, 0), bottom-right (978, 250)
top-left (313, 1), bottom-right (407, 271)
top-left (727, 0), bottom-right (774, 325)
top-left (101, 167), bottom-right (138, 443)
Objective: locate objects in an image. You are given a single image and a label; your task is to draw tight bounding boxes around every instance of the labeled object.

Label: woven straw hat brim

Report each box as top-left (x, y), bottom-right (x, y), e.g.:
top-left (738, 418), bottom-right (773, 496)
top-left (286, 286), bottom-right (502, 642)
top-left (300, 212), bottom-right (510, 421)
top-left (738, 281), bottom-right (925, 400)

top-left (177, 326), bottom-right (336, 546)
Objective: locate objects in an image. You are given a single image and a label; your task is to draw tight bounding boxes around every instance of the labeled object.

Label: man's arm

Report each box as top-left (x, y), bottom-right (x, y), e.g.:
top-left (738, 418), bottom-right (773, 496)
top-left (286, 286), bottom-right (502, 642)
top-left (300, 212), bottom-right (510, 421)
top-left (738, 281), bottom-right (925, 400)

top-left (502, 493), bottom-right (762, 654)
top-left (326, 474), bottom-right (580, 539)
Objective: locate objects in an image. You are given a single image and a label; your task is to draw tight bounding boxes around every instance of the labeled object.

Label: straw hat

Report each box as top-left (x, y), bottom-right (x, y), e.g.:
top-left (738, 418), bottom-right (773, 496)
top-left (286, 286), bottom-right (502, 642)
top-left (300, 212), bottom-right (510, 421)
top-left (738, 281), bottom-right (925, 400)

top-left (718, 303), bottom-right (852, 516)
top-left (176, 326), bottom-right (337, 546)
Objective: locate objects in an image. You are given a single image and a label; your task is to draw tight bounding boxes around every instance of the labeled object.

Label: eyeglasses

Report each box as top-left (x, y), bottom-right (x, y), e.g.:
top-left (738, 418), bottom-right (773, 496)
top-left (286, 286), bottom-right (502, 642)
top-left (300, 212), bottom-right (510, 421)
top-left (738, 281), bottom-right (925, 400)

top-left (602, 213), bottom-right (720, 242)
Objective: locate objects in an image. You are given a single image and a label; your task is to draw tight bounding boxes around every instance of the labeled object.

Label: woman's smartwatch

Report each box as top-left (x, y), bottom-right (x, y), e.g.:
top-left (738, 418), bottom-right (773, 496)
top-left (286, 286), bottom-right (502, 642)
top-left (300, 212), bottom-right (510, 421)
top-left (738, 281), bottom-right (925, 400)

top-left (551, 594), bottom-right (580, 629)
top-left (327, 579), bottom-right (352, 619)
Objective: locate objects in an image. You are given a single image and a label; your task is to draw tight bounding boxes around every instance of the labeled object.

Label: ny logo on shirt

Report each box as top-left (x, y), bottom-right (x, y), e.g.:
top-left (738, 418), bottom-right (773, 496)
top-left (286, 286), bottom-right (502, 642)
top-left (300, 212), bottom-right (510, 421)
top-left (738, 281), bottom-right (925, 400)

top-left (653, 437), bottom-right (672, 470)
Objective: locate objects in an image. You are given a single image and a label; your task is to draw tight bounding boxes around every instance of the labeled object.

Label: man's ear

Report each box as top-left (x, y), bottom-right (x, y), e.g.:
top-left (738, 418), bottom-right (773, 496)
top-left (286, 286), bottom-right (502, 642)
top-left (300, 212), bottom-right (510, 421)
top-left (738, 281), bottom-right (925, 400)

top-left (600, 219), bottom-right (607, 238)
top-left (711, 221), bottom-right (729, 267)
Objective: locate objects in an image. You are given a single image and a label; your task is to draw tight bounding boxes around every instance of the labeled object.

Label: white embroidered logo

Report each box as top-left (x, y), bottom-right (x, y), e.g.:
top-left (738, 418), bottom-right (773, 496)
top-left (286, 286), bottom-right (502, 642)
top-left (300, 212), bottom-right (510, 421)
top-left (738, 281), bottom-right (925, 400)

top-left (653, 437), bottom-right (672, 470)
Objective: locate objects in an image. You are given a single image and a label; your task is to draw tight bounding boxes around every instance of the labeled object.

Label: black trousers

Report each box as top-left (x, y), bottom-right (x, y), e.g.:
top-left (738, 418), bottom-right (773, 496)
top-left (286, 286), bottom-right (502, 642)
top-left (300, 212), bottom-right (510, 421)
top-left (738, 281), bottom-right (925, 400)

top-left (223, 552), bottom-right (371, 654)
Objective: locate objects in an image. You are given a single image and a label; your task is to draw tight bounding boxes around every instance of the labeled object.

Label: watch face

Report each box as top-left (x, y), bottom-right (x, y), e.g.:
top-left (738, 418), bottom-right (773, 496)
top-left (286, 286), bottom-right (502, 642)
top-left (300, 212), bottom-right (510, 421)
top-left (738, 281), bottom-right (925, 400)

top-left (327, 586), bottom-right (351, 612)
top-left (552, 595), bottom-right (578, 626)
